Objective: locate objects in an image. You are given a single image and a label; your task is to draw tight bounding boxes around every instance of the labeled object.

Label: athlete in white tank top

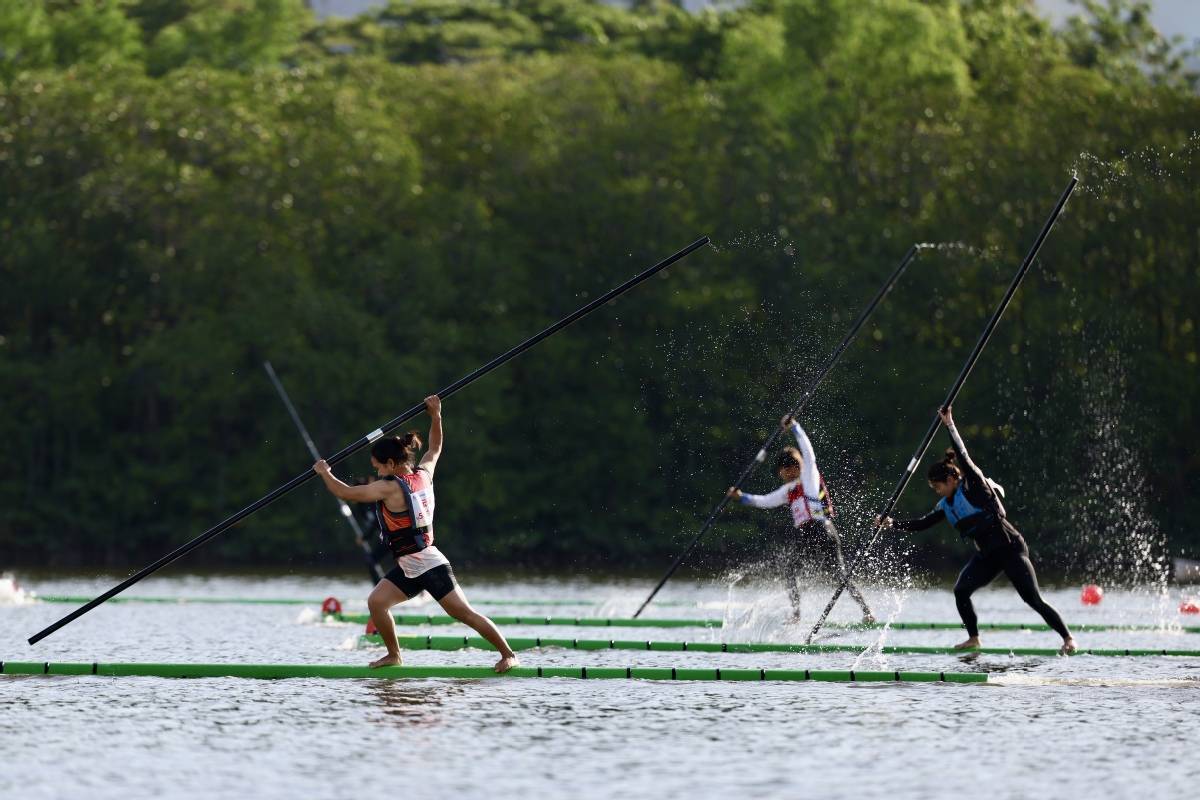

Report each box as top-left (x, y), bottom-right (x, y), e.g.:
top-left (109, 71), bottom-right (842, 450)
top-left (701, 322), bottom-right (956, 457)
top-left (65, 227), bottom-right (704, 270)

top-left (314, 395), bottom-right (519, 673)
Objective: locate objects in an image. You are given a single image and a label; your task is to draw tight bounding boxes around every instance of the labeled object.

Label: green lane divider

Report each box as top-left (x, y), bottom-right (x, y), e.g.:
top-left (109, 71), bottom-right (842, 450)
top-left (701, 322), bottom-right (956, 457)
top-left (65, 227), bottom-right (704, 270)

top-left (365, 634), bottom-right (1200, 659)
top-left (34, 595), bottom-right (687, 608)
top-left (0, 661), bottom-right (986, 684)
top-left (826, 620), bottom-right (1200, 634)
top-left (335, 613), bottom-right (722, 628)
top-left (32, 597), bottom-right (1198, 632)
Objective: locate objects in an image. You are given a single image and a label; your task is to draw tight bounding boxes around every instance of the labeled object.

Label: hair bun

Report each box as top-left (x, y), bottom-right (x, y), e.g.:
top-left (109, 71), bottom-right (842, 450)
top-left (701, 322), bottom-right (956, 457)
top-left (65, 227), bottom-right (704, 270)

top-left (401, 431), bottom-right (423, 454)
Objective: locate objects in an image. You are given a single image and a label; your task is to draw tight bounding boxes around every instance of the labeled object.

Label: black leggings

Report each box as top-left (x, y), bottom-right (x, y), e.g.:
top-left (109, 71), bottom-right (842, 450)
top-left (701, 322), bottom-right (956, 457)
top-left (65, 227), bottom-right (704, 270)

top-left (781, 520), bottom-right (872, 619)
top-left (954, 540), bottom-right (1070, 639)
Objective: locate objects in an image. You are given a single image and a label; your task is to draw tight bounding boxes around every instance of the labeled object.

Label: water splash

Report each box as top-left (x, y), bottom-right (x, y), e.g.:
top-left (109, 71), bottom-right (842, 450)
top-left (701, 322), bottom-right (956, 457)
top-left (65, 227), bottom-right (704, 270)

top-left (0, 574), bottom-right (36, 605)
top-left (915, 241), bottom-right (1002, 261)
top-left (1071, 134), bottom-right (1199, 197)
top-left (850, 579), bottom-right (915, 671)
top-left (1061, 347), bottom-right (1173, 625)
top-left (708, 229), bottom-right (797, 256)
top-left (295, 607), bottom-right (320, 625)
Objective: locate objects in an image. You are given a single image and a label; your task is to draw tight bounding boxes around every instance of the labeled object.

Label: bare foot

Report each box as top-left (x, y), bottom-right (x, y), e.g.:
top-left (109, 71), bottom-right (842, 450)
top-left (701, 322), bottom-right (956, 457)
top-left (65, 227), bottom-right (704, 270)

top-left (494, 654), bottom-right (519, 673)
top-left (1060, 636), bottom-right (1078, 655)
top-left (861, 613), bottom-right (876, 625)
top-left (953, 636), bottom-right (981, 650)
top-left (369, 653), bottom-right (402, 668)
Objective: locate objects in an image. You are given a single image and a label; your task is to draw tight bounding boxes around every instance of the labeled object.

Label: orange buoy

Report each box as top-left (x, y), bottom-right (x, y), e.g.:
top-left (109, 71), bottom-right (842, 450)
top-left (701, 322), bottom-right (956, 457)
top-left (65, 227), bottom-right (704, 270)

top-left (321, 596), bottom-right (342, 616)
top-left (1080, 584), bottom-right (1104, 605)
top-left (1180, 598), bottom-right (1200, 615)
top-left (365, 618), bottom-right (378, 636)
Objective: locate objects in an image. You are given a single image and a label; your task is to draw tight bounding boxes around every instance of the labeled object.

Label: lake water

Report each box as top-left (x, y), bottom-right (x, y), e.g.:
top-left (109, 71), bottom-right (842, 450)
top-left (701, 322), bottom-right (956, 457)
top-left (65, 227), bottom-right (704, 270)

top-left (2, 571), bottom-right (1198, 799)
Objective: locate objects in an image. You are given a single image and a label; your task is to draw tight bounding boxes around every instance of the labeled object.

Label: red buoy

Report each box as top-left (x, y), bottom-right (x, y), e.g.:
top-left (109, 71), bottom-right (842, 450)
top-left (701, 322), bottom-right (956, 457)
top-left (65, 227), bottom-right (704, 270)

top-left (1180, 598), bottom-right (1200, 615)
top-left (1080, 584), bottom-right (1104, 605)
top-left (321, 596), bottom-right (342, 616)
top-left (365, 618), bottom-right (378, 636)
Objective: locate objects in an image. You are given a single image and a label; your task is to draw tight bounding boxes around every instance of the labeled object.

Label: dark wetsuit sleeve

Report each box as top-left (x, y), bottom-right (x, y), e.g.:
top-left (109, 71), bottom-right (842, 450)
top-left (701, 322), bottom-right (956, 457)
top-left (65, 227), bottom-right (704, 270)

top-left (892, 507), bottom-right (946, 532)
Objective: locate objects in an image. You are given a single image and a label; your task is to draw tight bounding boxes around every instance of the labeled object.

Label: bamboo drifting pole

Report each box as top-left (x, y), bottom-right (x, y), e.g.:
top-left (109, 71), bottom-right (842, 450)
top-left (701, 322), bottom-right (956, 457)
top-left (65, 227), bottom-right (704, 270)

top-left (264, 360), bottom-right (382, 584)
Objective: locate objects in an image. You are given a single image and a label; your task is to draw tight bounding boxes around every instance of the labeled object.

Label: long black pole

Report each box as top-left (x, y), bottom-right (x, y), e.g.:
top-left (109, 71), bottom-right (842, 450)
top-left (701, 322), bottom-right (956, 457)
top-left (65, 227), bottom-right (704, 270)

top-left (29, 235), bottom-right (710, 645)
top-left (263, 360), bottom-right (383, 585)
top-left (632, 244), bottom-right (922, 617)
top-left (804, 178), bottom-right (1077, 643)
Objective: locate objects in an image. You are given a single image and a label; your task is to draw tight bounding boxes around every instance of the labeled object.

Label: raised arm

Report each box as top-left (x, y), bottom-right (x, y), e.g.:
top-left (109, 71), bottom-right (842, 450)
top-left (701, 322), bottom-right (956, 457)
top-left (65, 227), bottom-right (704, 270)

top-left (786, 417), bottom-right (822, 501)
top-left (939, 407), bottom-right (986, 487)
top-left (419, 395), bottom-right (442, 475)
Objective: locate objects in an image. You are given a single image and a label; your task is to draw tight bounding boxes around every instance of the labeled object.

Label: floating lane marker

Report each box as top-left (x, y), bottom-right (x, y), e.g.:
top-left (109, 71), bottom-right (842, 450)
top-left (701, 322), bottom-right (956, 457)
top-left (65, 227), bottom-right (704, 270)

top-left (335, 613), bottom-right (722, 629)
top-left (363, 635), bottom-right (1200, 659)
top-left (0, 661), bottom-right (986, 684)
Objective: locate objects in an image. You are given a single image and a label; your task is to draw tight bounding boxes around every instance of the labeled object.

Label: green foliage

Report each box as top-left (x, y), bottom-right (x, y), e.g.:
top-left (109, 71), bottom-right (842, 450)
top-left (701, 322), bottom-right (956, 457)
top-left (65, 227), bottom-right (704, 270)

top-left (47, 0), bottom-right (145, 67)
top-left (1, 1), bottom-right (143, 81)
top-left (143, 0), bottom-right (310, 75)
top-left (0, 0), bottom-right (1196, 577)
top-left (0, 0), bottom-right (54, 81)
top-left (305, 0), bottom-right (733, 77)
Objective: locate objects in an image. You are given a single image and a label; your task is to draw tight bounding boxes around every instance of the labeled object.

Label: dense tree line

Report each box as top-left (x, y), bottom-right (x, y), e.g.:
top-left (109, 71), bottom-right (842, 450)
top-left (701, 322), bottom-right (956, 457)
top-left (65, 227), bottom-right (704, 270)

top-left (2, 0), bottom-right (1196, 582)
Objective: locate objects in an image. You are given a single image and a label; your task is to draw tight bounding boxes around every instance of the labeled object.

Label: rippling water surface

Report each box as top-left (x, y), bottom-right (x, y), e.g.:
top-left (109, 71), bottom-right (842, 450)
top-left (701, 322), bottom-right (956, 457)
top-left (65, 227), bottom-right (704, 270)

top-left (3, 571), bottom-right (1198, 799)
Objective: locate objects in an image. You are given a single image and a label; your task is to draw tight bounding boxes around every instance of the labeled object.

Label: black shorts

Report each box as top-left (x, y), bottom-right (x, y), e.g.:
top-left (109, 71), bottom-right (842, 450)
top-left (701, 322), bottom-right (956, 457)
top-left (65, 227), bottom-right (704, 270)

top-left (384, 563), bottom-right (457, 601)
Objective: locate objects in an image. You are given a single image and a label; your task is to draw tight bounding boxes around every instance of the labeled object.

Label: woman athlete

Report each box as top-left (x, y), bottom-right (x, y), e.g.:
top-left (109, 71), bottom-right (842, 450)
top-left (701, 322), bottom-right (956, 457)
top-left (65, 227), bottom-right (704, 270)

top-left (314, 395), bottom-right (519, 672)
top-left (880, 407), bottom-right (1077, 654)
top-left (728, 415), bottom-right (874, 624)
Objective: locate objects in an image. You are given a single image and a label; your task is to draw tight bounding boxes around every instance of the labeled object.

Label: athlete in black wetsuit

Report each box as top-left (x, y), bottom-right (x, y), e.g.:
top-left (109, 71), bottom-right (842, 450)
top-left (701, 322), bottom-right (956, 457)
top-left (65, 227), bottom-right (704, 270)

top-left (882, 407), bottom-right (1077, 654)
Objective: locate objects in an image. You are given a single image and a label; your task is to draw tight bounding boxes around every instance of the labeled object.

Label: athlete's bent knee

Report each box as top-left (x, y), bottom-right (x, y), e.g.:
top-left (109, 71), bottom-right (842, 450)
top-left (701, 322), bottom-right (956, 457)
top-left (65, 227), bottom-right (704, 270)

top-left (368, 592), bottom-right (393, 614)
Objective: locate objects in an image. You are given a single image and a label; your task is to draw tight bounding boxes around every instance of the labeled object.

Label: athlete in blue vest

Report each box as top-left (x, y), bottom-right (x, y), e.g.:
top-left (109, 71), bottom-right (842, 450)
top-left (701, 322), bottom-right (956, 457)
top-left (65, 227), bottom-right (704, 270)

top-left (880, 407), bottom-right (1077, 654)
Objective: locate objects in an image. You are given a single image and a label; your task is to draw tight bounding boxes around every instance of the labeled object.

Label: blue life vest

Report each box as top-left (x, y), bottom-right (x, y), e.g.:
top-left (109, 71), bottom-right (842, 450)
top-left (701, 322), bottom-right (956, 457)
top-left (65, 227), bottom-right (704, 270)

top-left (938, 486), bottom-right (986, 527)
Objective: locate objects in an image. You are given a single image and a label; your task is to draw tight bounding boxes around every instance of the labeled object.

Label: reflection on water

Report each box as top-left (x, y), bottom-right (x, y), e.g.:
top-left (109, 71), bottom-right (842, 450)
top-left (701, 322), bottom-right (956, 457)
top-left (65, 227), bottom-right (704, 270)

top-left (365, 679), bottom-right (456, 728)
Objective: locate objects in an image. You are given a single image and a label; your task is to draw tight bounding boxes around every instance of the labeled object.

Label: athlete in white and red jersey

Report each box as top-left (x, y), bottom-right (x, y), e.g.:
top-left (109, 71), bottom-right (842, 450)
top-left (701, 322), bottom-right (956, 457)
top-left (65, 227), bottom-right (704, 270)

top-left (314, 395), bottom-right (519, 672)
top-left (729, 416), bottom-right (873, 623)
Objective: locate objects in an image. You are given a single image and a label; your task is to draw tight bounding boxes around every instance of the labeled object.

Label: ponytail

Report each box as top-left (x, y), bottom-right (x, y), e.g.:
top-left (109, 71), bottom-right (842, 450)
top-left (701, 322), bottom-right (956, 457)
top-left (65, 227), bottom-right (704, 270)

top-left (926, 450), bottom-right (961, 483)
top-left (371, 431), bottom-right (423, 468)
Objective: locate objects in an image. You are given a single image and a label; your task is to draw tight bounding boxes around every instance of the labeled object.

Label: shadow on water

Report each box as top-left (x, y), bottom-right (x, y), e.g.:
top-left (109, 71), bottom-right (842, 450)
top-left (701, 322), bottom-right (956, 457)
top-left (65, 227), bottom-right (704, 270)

top-left (946, 652), bottom-right (1051, 675)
